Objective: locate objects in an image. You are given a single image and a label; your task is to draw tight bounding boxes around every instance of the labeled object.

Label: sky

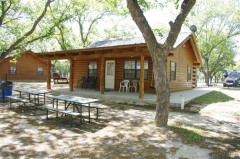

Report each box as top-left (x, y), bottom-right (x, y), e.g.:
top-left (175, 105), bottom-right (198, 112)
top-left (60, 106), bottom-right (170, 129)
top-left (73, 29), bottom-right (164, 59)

top-left (97, 3), bottom-right (188, 38)
top-left (142, 7), bottom-right (240, 63)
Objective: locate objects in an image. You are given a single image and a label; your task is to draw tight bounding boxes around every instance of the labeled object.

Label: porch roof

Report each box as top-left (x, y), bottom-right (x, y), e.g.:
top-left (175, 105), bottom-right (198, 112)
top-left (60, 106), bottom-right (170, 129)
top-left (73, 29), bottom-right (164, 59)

top-left (36, 32), bottom-right (202, 65)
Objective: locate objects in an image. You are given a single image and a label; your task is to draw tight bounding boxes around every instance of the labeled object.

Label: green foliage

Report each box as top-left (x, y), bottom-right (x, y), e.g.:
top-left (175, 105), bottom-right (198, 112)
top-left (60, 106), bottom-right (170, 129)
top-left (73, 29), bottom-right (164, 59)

top-left (28, 0), bottom-right (129, 50)
top-left (152, 26), bottom-right (168, 37)
top-left (185, 0), bottom-right (240, 79)
top-left (0, 0), bottom-right (175, 57)
top-left (137, 0), bottom-right (167, 10)
top-left (0, 0), bottom-right (52, 60)
top-left (138, 0), bottom-right (150, 8)
top-left (175, 0), bottom-right (180, 8)
top-left (1, 0), bottom-right (127, 57)
top-left (189, 91), bottom-right (233, 105)
top-left (52, 60), bottom-right (70, 76)
top-left (103, 21), bottom-right (136, 39)
top-left (235, 61), bottom-right (240, 71)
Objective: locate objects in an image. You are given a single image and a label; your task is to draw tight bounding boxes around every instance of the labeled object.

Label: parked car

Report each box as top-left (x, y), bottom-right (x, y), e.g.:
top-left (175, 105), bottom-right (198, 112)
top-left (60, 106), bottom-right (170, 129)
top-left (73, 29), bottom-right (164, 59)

top-left (223, 72), bottom-right (240, 87)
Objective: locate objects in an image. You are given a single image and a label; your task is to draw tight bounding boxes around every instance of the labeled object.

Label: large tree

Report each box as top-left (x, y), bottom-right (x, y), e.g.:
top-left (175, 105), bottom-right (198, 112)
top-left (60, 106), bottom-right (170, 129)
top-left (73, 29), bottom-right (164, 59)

top-left (185, 0), bottom-right (240, 83)
top-left (28, 0), bottom-right (124, 52)
top-left (127, 0), bottom-right (196, 127)
top-left (71, 0), bottom-right (109, 47)
top-left (0, 0), bottom-right (53, 61)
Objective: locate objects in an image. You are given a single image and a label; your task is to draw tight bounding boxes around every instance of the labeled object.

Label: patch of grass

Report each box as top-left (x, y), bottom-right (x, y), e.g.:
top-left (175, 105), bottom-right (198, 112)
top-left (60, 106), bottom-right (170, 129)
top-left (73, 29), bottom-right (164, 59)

top-left (169, 124), bottom-right (205, 145)
top-left (170, 107), bottom-right (200, 114)
top-left (187, 109), bottom-right (199, 113)
top-left (189, 91), bottom-right (233, 105)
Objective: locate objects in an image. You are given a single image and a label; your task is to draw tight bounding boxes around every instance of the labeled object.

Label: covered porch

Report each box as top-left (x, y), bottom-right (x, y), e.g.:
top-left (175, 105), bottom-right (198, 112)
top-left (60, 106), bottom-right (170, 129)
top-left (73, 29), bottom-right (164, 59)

top-left (37, 44), bottom-right (155, 99)
top-left (36, 33), bottom-right (202, 99)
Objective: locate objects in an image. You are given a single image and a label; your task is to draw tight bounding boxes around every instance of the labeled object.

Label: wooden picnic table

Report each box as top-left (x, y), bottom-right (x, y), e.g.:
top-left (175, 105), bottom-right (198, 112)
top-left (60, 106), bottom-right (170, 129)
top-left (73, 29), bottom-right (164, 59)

top-left (14, 88), bottom-right (49, 105)
top-left (46, 94), bottom-right (99, 122)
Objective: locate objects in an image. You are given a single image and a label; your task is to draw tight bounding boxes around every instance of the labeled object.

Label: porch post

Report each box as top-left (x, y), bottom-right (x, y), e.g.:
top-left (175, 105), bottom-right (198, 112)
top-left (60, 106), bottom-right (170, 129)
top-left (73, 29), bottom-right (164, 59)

top-left (100, 57), bottom-right (105, 95)
top-left (47, 60), bottom-right (51, 89)
top-left (139, 55), bottom-right (144, 99)
top-left (69, 59), bottom-right (74, 92)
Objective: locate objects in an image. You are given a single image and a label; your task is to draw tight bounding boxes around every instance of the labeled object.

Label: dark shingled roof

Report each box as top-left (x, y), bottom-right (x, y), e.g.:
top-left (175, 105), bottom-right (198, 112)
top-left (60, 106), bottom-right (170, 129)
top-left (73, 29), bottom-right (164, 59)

top-left (87, 32), bottom-right (192, 49)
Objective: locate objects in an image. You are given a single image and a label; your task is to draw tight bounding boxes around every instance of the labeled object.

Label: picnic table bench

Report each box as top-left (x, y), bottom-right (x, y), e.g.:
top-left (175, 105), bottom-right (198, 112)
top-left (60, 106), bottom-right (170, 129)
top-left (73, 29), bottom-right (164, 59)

top-left (46, 94), bottom-right (100, 122)
top-left (7, 89), bottom-right (49, 112)
top-left (53, 73), bottom-right (69, 84)
top-left (8, 96), bottom-right (30, 108)
top-left (7, 92), bottom-right (104, 125)
top-left (53, 77), bottom-right (69, 84)
top-left (39, 104), bottom-right (81, 120)
top-left (82, 103), bottom-right (107, 119)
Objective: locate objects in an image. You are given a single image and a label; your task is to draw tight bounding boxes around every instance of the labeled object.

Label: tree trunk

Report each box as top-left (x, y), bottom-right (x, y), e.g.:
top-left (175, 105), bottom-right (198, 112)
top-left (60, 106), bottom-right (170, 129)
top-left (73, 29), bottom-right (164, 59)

top-left (202, 71), bottom-right (208, 84)
top-left (205, 75), bottom-right (208, 84)
top-left (152, 52), bottom-right (169, 126)
top-left (127, 0), bottom-right (196, 127)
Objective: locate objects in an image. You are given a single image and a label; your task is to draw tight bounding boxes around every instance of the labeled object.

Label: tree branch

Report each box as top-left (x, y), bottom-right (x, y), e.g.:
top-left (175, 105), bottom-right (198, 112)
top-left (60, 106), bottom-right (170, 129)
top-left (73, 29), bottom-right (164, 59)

top-left (78, 16), bottom-right (85, 46)
top-left (203, 31), bottom-right (240, 57)
top-left (14, 15), bottom-right (70, 51)
top-left (127, 0), bottom-right (159, 52)
top-left (209, 46), bottom-right (225, 74)
top-left (57, 25), bottom-right (67, 50)
top-left (0, 0), bottom-right (12, 27)
top-left (0, 0), bottom-right (54, 61)
top-left (165, 0), bottom-right (196, 48)
top-left (83, 12), bottom-right (105, 47)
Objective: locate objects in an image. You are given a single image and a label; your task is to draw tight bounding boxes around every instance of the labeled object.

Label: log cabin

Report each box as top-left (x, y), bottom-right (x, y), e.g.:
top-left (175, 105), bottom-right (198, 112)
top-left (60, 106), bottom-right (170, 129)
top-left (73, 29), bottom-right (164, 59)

top-left (37, 32), bottom-right (202, 98)
top-left (0, 50), bottom-right (48, 81)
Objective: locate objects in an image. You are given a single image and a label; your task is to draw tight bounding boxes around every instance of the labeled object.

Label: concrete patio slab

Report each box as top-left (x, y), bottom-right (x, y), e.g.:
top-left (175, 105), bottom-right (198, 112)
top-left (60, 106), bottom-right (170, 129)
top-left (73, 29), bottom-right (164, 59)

top-left (51, 86), bottom-right (213, 107)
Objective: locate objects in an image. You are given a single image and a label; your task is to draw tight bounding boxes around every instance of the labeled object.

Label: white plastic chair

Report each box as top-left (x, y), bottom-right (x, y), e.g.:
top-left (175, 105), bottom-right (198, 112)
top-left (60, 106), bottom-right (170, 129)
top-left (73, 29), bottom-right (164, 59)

top-left (119, 80), bottom-right (130, 93)
top-left (128, 80), bottom-right (138, 93)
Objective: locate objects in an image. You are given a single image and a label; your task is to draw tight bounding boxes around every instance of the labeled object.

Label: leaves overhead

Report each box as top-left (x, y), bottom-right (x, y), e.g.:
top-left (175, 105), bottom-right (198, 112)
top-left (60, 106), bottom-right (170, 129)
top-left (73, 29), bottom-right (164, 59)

top-left (185, 0), bottom-right (240, 79)
top-left (0, 0), bottom-right (127, 60)
top-left (0, 0), bottom-right (53, 61)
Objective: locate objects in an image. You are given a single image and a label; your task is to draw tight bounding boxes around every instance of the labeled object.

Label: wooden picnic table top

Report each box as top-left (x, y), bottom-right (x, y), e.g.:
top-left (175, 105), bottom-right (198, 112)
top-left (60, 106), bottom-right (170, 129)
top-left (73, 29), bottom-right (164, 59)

top-left (14, 89), bottom-right (49, 95)
top-left (46, 94), bottom-right (99, 104)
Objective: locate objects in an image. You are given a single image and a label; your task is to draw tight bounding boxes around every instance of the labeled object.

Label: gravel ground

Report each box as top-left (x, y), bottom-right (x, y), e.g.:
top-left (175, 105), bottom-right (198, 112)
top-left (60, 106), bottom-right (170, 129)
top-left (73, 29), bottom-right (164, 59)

top-left (0, 82), bottom-right (239, 159)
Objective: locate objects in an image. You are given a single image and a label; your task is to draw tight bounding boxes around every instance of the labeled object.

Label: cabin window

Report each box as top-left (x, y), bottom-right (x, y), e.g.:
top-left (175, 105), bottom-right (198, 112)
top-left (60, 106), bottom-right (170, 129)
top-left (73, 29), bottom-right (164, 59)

top-left (170, 62), bottom-right (176, 81)
top-left (106, 62), bottom-right (114, 76)
top-left (38, 68), bottom-right (43, 76)
top-left (9, 66), bottom-right (16, 75)
top-left (187, 65), bottom-right (191, 81)
top-left (124, 60), bottom-right (148, 79)
top-left (88, 62), bottom-right (97, 77)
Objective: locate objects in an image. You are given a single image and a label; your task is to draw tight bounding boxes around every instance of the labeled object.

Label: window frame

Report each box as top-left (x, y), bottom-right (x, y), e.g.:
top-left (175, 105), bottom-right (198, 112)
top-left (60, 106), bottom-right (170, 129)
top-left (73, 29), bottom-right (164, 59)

top-left (37, 67), bottom-right (43, 76)
top-left (187, 65), bottom-right (191, 81)
top-left (9, 65), bottom-right (16, 75)
top-left (170, 61), bottom-right (176, 81)
top-left (88, 62), bottom-right (97, 77)
top-left (123, 60), bottom-right (148, 80)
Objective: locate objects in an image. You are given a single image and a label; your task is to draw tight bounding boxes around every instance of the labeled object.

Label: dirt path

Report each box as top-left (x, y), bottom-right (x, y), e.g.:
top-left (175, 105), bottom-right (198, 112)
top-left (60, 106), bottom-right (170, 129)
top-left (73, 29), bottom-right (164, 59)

top-left (0, 82), bottom-right (239, 158)
top-left (0, 102), bottom-right (213, 158)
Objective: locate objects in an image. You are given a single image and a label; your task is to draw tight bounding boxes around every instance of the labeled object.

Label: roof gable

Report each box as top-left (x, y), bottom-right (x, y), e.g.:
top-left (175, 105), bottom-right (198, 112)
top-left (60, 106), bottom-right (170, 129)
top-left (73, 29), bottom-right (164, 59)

top-left (23, 50), bottom-right (49, 66)
top-left (1, 50), bottom-right (48, 66)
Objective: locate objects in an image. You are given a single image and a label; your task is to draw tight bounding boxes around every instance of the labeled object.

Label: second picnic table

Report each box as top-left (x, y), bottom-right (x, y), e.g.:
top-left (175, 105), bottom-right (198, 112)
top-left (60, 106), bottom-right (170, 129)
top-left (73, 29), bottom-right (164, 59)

top-left (14, 88), bottom-right (49, 105)
top-left (45, 94), bottom-right (99, 122)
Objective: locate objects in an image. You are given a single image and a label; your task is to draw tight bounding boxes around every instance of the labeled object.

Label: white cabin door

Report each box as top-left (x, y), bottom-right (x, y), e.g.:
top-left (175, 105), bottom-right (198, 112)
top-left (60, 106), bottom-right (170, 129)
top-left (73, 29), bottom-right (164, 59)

top-left (105, 60), bottom-right (115, 89)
